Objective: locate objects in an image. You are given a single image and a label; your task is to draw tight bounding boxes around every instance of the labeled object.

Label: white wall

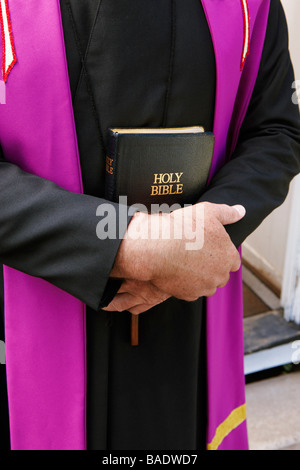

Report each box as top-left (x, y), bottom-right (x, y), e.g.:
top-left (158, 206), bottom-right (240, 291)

top-left (242, 0), bottom-right (300, 293)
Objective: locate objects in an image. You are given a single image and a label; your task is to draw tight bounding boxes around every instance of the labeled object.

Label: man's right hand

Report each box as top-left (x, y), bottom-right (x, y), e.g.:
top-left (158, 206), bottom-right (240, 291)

top-left (110, 202), bottom-right (246, 307)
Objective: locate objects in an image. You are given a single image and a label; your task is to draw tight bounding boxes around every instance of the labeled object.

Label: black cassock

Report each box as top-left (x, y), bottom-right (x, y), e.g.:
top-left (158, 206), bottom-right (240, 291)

top-left (0, 0), bottom-right (300, 450)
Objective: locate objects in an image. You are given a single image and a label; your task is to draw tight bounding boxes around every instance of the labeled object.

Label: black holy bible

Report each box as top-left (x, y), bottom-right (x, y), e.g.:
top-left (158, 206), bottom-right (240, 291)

top-left (105, 126), bottom-right (215, 345)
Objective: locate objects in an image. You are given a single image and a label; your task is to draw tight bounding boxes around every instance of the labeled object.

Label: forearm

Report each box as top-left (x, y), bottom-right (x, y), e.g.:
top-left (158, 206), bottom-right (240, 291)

top-left (0, 159), bottom-right (130, 310)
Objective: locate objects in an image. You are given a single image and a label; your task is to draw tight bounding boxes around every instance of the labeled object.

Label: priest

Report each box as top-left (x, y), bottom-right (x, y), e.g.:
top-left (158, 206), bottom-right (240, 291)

top-left (0, 0), bottom-right (300, 450)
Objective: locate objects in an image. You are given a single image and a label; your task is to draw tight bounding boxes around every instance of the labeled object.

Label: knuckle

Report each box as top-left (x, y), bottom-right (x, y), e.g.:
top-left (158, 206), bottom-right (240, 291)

top-left (186, 297), bottom-right (198, 303)
top-left (116, 303), bottom-right (126, 312)
top-left (183, 292), bottom-right (199, 302)
top-left (206, 287), bottom-right (217, 297)
top-left (218, 274), bottom-right (230, 288)
top-left (231, 255), bottom-right (242, 271)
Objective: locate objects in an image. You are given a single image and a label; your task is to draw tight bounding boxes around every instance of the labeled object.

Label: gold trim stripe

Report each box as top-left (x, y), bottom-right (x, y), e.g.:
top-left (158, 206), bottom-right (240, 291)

top-left (109, 126), bottom-right (204, 134)
top-left (207, 404), bottom-right (247, 450)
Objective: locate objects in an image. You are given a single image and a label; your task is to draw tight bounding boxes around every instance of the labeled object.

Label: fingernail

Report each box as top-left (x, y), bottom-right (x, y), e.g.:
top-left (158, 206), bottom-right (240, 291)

top-left (233, 205), bottom-right (246, 217)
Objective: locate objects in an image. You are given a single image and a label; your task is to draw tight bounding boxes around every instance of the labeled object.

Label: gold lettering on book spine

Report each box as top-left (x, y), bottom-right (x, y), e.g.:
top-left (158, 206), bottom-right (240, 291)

top-left (106, 156), bottom-right (114, 175)
top-left (151, 172), bottom-right (183, 196)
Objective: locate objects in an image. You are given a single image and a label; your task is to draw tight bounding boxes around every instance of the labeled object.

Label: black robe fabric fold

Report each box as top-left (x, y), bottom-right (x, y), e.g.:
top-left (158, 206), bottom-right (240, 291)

top-left (60, 0), bottom-right (215, 450)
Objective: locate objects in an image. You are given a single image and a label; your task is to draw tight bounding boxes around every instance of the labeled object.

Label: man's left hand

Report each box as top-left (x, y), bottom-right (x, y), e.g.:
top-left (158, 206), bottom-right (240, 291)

top-left (102, 279), bottom-right (170, 315)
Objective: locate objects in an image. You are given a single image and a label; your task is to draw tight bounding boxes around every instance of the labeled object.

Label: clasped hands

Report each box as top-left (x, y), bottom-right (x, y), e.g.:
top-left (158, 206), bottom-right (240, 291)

top-left (103, 202), bottom-right (246, 315)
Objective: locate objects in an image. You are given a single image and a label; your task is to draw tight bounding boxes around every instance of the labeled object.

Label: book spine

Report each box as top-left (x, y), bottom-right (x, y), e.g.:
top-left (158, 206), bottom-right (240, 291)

top-left (105, 131), bottom-right (118, 202)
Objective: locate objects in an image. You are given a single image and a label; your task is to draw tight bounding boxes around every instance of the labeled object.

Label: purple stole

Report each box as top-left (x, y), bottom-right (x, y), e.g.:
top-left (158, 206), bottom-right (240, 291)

top-left (0, 0), bottom-right (270, 450)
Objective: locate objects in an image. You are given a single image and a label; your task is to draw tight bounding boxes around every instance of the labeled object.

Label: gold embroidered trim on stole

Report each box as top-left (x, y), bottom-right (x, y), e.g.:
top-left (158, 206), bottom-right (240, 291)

top-left (207, 404), bottom-right (247, 450)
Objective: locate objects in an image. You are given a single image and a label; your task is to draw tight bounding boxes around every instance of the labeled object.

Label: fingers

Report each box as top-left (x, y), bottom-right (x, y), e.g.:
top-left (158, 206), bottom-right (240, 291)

top-left (118, 280), bottom-right (169, 302)
top-left (230, 251), bottom-right (242, 272)
top-left (103, 292), bottom-right (138, 312)
top-left (128, 304), bottom-right (157, 315)
top-left (208, 203), bottom-right (246, 226)
top-left (203, 202), bottom-right (243, 273)
top-left (102, 280), bottom-right (170, 313)
top-left (103, 293), bottom-right (166, 314)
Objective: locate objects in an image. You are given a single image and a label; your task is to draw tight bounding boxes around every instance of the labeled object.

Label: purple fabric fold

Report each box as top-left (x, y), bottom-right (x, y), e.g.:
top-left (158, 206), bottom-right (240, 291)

top-left (202, 0), bottom-right (270, 449)
top-left (0, 0), bottom-right (86, 450)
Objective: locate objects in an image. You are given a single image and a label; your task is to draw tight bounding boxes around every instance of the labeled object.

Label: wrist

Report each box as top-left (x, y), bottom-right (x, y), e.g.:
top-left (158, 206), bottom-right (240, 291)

top-left (111, 211), bottom-right (154, 281)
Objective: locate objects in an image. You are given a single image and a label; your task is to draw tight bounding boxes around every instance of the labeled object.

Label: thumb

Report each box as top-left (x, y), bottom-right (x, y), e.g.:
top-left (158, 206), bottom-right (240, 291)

top-left (214, 204), bottom-right (246, 226)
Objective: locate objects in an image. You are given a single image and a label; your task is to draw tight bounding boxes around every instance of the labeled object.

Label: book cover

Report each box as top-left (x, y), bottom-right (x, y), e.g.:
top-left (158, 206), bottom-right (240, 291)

top-left (105, 126), bottom-right (214, 211)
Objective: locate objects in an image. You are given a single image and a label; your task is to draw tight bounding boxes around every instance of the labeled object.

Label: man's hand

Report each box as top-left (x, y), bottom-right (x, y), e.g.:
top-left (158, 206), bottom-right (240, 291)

top-left (149, 202), bottom-right (245, 300)
top-left (103, 279), bottom-right (171, 315)
top-left (108, 202), bottom-right (245, 312)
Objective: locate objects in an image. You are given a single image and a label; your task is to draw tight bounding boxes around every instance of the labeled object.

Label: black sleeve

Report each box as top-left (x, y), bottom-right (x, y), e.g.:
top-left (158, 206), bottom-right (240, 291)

top-left (198, 0), bottom-right (300, 247)
top-left (0, 150), bottom-right (130, 311)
